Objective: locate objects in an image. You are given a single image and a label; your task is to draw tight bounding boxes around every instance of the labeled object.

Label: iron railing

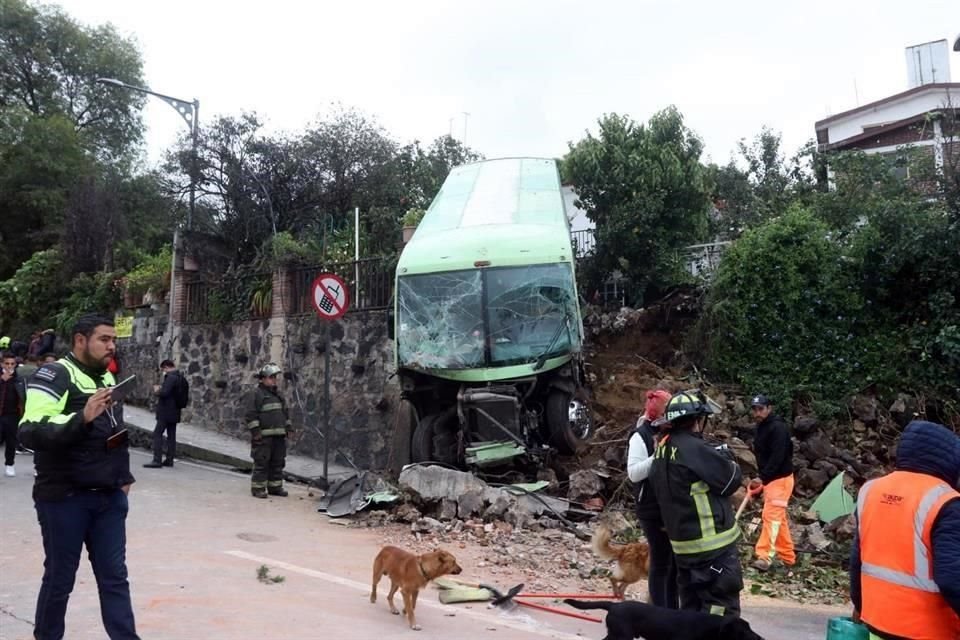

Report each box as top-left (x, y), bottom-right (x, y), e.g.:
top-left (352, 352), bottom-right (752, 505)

top-left (286, 257), bottom-right (394, 315)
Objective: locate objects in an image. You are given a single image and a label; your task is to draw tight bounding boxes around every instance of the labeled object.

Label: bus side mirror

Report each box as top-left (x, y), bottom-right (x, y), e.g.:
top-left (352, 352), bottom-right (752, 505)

top-left (387, 307), bottom-right (395, 340)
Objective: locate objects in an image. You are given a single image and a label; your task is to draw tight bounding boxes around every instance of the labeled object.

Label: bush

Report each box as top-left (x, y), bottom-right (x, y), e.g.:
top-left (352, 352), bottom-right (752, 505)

top-left (52, 271), bottom-right (124, 337)
top-left (0, 249), bottom-right (67, 326)
top-left (698, 208), bottom-right (871, 412)
top-left (124, 247), bottom-right (172, 296)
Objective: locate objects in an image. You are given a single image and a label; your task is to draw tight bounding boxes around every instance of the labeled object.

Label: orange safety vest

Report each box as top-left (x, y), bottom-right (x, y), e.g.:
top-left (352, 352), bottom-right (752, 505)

top-left (857, 470), bottom-right (960, 640)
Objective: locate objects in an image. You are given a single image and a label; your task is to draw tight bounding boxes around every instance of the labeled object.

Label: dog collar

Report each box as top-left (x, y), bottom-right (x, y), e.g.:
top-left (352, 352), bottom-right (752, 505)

top-left (418, 561), bottom-right (429, 581)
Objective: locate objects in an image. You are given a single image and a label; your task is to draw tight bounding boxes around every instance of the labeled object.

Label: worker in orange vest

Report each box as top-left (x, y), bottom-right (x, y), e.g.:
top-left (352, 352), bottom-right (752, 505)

top-left (850, 420), bottom-right (960, 640)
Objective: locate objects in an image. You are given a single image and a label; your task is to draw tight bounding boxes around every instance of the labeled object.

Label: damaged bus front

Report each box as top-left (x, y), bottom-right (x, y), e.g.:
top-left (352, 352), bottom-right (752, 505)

top-left (392, 157), bottom-right (591, 469)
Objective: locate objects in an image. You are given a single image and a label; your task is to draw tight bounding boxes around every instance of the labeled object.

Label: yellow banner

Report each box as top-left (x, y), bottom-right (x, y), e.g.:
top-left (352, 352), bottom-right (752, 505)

top-left (114, 315), bottom-right (133, 339)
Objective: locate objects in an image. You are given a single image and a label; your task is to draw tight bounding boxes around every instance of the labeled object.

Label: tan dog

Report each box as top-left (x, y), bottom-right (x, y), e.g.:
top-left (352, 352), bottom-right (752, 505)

top-left (370, 546), bottom-right (462, 630)
top-left (591, 523), bottom-right (651, 599)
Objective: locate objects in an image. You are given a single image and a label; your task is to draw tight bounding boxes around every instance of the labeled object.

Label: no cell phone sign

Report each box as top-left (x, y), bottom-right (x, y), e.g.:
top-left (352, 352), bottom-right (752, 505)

top-left (310, 273), bottom-right (350, 321)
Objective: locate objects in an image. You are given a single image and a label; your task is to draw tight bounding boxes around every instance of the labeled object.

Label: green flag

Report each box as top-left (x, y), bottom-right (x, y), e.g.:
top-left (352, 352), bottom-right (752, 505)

top-left (811, 472), bottom-right (856, 523)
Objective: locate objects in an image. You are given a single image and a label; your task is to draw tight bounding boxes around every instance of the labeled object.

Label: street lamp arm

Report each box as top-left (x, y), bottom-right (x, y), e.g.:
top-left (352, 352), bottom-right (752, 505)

top-left (96, 77), bottom-right (198, 131)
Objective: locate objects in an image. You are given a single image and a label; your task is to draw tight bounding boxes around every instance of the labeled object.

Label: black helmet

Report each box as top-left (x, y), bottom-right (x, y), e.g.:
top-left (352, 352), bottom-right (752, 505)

top-left (662, 389), bottom-right (717, 424)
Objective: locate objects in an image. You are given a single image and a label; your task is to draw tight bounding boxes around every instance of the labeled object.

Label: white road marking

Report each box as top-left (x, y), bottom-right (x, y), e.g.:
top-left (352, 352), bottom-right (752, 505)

top-left (224, 550), bottom-right (590, 640)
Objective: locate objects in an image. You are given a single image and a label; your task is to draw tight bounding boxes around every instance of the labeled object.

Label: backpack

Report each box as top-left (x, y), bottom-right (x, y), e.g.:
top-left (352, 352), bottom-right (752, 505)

top-left (174, 374), bottom-right (190, 409)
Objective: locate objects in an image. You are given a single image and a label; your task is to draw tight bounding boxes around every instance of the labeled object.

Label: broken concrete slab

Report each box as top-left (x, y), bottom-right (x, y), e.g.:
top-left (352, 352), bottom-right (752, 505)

top-left (399, 464), bottom-right (488, 501)
top-left (567, 469), bottom-right (604, 502)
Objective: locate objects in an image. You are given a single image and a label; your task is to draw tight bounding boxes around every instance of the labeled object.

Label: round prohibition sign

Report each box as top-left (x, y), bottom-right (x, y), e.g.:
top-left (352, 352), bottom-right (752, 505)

top-left (310, 273), bottom-right (350, 321)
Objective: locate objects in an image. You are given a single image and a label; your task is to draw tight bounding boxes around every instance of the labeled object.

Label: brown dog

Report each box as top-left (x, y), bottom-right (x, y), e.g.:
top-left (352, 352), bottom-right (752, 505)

top-left (369, 546), bottom-right (462, 630)
top-left (591, 524), bottom-right (651, 599)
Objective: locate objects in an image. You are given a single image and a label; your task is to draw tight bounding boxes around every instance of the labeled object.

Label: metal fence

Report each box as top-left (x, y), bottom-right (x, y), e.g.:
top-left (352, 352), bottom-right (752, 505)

top-left (286, 257), bottom-right (393, 315)
top-left (181, 258), bottom-right (394, 324)
top-left (570, 229), bottom-right (596, 257)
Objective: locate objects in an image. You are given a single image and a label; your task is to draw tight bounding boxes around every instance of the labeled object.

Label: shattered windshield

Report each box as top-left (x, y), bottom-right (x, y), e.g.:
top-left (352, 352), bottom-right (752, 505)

top-left (486, 264), bottom-right (578, 366)
top-left (397, 264), bottom-right (579, 370)
top-left (398, 270), bottom-right (485, 369)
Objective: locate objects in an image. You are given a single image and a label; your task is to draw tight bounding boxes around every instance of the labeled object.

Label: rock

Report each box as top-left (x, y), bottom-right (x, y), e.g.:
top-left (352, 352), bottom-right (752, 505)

top-left (504, 503), bottom-right (535, 530)
top-left (393, 503), bottom-right (422, 523)
top-left (800, 432), bottom-right (835, 463)
top-left (411, 517), bottom-right (443, 534)
top-left (813, 459), bottom-right (840, 477)
top-left (603, 446), bottom-right (622, 466)
top-left (852, 420), bottom-right (867, 433)
top-left (457, 490), bottom-right (485, 519)
top-left (797, 467), bottom-right (831, 494)
top-left (793, 416), bottom-right (818, 437)
top-left (567, 470), bottom-right (604, 502)
top-left (399, 465), bottom-right (488, 501)
top-left (850, 394), bottom-right (879, 425)
top-left (483, 493), bottom-right (512, 520)
top-left (805, 523), bottom-right (832, 551)
top-left (439, 498), bottom-right (458, 521)
top-left (888, 393), bottom-right (919, 427)
top-left (728, 439), bottom-right (758, 476)
top-left (536, 468), bottom-right (560, 491)
top-left (824, 514), bottom-right (856, 543)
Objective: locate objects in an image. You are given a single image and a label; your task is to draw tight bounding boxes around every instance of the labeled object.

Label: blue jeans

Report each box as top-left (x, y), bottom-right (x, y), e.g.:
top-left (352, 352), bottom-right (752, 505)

top-left (34, 489), bottom-right (139, 640)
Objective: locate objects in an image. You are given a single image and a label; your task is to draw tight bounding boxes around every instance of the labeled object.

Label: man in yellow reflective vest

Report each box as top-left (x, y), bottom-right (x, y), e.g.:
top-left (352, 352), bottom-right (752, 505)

top-left (245, 363), bottom-right (294, 498)
top-left (851, 420), bottom-right (960, 640)
top-left (649, 389), bottom-right (745, 616)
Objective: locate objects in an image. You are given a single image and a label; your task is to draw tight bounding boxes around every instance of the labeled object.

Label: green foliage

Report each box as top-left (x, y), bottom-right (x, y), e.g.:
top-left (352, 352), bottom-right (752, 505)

top-left (0, 249), bottom-right (67, 325)
top-left (52, 271), bottom-right (123, 337)
top-left (700, 208), bottom-right (871, 408)
top-left (563, 108), bottom-right (711, 305)
top-left (402, 207), bottom-right (425, 227)
top-left (124, 247), bottom-right (172, 296)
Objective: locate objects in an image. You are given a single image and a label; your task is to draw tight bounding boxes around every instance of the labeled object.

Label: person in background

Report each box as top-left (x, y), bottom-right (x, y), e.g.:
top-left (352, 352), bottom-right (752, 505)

top-left (143, 360), bottom-right (184, 469)
top-left (1, 352), bottom-right (25, 476)
top-left (244, 364), bottom-right (294, 498)
top-left (18, 354), bottom-right (40, 379)
top-left (626, 388), bottom-right (678, 608)
top-left (41, 353), bottom-right (57, 364)
top-left (850, 420), bottom-right (959, 640)
top-left (748, 394), bottom-right (796, 571)
top-left (17, 314), bottom-right (140, 640)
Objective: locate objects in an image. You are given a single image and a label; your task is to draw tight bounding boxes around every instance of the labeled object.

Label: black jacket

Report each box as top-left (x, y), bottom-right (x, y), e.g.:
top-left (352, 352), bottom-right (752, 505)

top-left (0, 372), bottom-right (24, 418)
top-left (18, 353), bottom-right (135, 501)
top-left (754, 413), bottom-right (793, 484)
top-left (155, 369), bottom-right (183, 424)
top-left (650, 429), bottom-right (743, 567)
top-left (631, 419), bottom-right (662, 521)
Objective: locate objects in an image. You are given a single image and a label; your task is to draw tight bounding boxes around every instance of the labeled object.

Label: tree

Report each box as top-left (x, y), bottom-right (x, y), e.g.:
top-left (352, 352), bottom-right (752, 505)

top-left (563, 108), bottom-right (711, 304)
top-left (0, 0), bottom-right (146, 157)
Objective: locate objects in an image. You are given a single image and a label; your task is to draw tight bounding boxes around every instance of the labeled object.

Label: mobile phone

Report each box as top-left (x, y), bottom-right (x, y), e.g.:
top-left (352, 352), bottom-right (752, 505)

top-left (108, 374), bottom-right (137, 403)
top-left (106, 429), bottom-right (129, 450)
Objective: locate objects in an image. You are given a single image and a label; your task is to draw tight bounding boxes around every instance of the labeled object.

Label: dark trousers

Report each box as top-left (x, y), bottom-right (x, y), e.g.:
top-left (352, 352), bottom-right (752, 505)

top-left (151, 420), bottom-right (177, 464)
top-left (677, 545), bottom-right (743, 617)
top-left (1, 415), bottom-right (19, 466)
top-left (639, 518), bottom-right (679, 609)
top-left (34, 489), bottom-right (139, 640)
top-left (251, 436), bottom-right (286, 493)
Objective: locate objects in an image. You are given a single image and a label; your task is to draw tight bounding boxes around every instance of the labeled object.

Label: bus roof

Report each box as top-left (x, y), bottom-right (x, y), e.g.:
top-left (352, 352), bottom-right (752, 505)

top-left (397, 158), bottom-right (574, 275)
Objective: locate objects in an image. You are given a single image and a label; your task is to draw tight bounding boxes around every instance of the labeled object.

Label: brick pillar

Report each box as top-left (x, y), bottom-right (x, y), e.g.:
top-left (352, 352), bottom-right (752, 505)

top-left (171, 269), bottom-right (188, 324)
top-left (271, 268), bottom-right (292, 317)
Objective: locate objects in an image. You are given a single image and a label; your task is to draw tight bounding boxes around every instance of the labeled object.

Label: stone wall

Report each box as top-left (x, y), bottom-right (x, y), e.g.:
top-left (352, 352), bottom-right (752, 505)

top-left (120, 306), bottom-right (398, 471)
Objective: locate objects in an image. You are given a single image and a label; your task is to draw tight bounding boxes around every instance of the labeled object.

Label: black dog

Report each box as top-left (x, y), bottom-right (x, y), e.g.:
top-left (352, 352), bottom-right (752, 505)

top-left (564, 600), bottom-right (764, 640)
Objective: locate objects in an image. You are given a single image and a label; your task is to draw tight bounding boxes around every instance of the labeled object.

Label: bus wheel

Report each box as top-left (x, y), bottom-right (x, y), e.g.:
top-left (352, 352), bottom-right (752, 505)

top-left (546, 391), bottom-right (592, 454)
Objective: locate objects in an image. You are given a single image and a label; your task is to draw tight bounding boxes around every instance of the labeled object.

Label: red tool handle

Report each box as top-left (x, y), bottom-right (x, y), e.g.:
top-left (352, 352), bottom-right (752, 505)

top-left (516, 593), bottom-right (618, 600)
top-left (514, 598), bottom-right (602, 623)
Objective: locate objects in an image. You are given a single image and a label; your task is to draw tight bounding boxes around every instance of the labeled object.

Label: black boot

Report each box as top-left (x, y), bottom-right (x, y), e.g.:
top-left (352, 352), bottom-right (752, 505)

top-left (251, 488), bottom-right (268, 499)
top-left (268, 487), bottom-right (289, 497)
top-left (143, 461), bottom-right (163, 468)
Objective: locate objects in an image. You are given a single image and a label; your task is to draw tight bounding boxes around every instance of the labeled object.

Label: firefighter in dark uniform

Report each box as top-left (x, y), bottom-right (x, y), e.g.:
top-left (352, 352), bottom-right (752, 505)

top-left (649, 389), bottom-right (745, 617)
top-left (245, 364), bottom-right (294, 498)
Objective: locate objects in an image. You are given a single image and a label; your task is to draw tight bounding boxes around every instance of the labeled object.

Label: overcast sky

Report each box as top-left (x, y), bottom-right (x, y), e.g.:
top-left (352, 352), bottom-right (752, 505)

top-left (57, 0), bottom-right (958, 167)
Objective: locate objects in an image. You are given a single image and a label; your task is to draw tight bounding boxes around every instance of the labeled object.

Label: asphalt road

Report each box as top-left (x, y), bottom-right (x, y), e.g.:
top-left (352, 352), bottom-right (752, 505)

top-left (0, 451), bottom-right (845, 639)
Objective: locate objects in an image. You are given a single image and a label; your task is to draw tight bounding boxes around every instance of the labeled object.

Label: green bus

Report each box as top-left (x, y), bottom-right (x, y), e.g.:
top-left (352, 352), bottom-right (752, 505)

top-left (392, 157), bottom-right (592, 468)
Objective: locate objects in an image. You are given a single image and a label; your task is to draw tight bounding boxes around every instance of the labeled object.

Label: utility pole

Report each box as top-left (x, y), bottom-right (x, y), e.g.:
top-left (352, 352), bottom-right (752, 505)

top-left (462, 112), bottom-right (471, 147)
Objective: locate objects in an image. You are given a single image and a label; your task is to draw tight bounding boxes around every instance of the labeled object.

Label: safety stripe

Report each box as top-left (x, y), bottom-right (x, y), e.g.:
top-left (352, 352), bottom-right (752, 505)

top-left (260, 402), bottom-right (284, 412)
top-left (767, 520), bottom-right (781, 561)
top-left (858, 480), bottom-right (951, 594)
top-left (27, 383), bottom-right (62, 402)
top-left (690, 481), bottom-right (716, 538)
top-left (709, 605), bottom-right (725, 616)
top-left (267, 480), bottom-right (283, 487)
top-left (251, 481), bottom-right (267, 488)
top-left (260, 428), bottom-right (286, 436)
top-left (670, 525), bottom-right (740, 555)
top-left (247, 420), bottom-right (260, 429)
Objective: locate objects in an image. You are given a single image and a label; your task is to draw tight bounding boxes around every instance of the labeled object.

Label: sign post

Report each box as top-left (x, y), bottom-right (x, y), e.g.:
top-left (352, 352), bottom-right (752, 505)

top-left (310, 273), bottom-right (350, 484)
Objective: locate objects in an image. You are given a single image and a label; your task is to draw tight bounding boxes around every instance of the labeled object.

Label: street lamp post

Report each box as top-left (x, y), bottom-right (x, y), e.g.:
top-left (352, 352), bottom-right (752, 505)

top-left (96, 78), bottom-right (199, 230)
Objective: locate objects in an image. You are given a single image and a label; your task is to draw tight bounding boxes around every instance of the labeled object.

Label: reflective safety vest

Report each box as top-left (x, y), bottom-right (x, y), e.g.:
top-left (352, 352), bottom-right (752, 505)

top-left (857, 470), bottom-right (960, 640)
